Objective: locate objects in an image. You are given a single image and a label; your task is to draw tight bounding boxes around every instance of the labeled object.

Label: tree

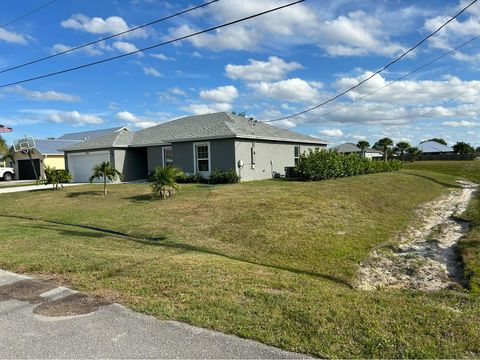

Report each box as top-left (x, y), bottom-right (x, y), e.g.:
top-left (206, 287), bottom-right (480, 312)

top-left (1, 146), bottom-right (15, 166)
top-left (0, 136), bottom-right (7, 156)
top-left (374, 138), bottom-right (394, 161)
top-left (357, 140), bottom-right (370, 157)
top-left (44, 166), bottom-right (72, 190)
top-left (475, 147), bottom-right (480, 156)
top-left (425, 138), bottom-right (447, 145)
top-left (149, 166), bottom-right (180, 200)
top-left (89, 161), bottom-right (122, 195)
top-left (407, 146), bottom-right (422, 161)
top-left (395, 141), bottom-right (411, 162)
top-left (453, 141), bottom-right (474, 155)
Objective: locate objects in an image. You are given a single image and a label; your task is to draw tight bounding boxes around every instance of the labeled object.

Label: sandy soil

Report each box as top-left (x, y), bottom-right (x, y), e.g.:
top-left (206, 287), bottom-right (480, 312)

top-left (357, 181), bottom-right (478, 291)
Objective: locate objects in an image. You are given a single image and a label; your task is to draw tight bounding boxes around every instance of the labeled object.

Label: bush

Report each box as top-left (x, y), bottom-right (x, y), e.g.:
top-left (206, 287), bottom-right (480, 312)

top-left (43, 166), bottom-right (72, 190)
top-left (149, 166), bottom-right (181, 200)
top-left (208, 169), bottom-right (240, 184)
top-left (175, 172), bottom-right (206, 184)
top-left (295, 149), bottom-right (402, 181)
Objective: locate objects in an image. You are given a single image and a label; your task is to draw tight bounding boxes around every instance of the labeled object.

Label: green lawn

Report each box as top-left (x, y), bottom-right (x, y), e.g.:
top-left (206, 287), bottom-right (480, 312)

top-left (0, 165), bottom-right (479, 358)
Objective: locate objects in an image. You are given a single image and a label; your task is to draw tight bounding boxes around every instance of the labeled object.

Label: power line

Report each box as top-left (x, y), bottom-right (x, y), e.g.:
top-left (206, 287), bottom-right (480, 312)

top-left (287, 33), bottom-right (480, 127)
top-left (0, 0), bottom-right (58, 29)
top-left (0, 0), bottom-right (219, 75)
top-left (263, 0), bottom-right (478, 123)
top-left (0, 0), bottom-right (305, 89)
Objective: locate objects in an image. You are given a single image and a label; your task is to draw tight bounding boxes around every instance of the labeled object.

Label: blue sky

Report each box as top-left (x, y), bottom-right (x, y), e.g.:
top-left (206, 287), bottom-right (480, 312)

top-left (0, 0), bottom-right (479, 148)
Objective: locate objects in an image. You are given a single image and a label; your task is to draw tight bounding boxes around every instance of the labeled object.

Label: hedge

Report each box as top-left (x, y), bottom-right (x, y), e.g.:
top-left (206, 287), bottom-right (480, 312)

top-left (295, 149), bottom-right (402, 181)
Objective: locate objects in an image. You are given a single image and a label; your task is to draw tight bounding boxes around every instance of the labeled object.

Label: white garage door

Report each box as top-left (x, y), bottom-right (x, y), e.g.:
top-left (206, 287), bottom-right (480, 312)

top-left (68, 151), bottom-right (110, 183)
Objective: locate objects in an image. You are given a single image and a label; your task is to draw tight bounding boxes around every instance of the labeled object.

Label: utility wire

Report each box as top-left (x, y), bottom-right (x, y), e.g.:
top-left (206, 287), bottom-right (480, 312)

top-left (287, 33), bottom-right (480, 127)
top-left (0, 0), bottom-right (57, 29)
top-left (0, 0), bottom-right (219, 75)
top-left (0, 0), bottom-right (305, 89)
top-left (263, 0), bottom-right (478, 123)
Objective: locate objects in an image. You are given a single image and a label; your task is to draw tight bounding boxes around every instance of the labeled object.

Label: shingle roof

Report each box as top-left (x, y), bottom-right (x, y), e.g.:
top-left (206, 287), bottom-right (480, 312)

top-left (131, 112), bottom-right (327, 146)
top-left (57, 127), bottom-right (126, 141)
top-left (418, 141), bottom-right (453, 153)
top-left (332, 142), bottom-right (383, 154)
top-left (63, 129), bottom-right (135, 151)
top-left (35, 139), bottom-right (81, 155)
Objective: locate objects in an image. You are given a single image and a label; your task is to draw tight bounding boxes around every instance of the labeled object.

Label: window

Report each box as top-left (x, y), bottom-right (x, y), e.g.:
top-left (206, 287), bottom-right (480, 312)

top-left (194, 142), bottom-right (210, 173)
top-left (163, 147), bottom-right (173, 167)
top-left (294, 146), bottom-right (301, 165)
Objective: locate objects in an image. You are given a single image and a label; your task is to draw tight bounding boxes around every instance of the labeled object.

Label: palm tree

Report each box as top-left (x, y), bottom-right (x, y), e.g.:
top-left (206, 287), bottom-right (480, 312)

top-left (357, 140), bottom-right (370, 158)
top-left (89, 161), bottom-right (122, 195)
top-left (407, 146), bottom-right (422, 161)
top-left (395, 141), bottom-right (411, 162)
top-left (149, 166), bottom-right (180, 200)
top-left (0, 135), bottom-right (7, 156)
top-left (374, 138), bottom-right (394, 161)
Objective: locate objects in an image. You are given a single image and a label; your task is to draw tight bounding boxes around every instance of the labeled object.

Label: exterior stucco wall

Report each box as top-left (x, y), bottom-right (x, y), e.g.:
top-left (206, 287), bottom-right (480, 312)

top-left (147, 139), bottom-right (236, 174)
top-left (114, 148), bottom-right (148, 181)
top-left (147, 145), bottom-right (169, 173)
top-left (44, 155), bottom-right (66, 170)
top-left (234, 140), bottom-right (324, 181)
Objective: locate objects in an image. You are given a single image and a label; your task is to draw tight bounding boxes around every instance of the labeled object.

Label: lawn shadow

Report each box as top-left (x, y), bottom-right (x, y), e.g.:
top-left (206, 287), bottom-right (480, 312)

top-left (402, 171), bottom-right (462, 189)
top-left (125, 194), bottom-right (154, 202)
top-left (67, 191), bottom-right (106, 198)
top-left (1, 214), bottom-right (353, 288)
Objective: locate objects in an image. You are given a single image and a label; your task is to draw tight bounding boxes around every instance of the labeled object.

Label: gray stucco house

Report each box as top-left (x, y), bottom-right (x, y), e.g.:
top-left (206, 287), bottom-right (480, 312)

top-left (63, 112), bottom-right (328, 182)
top-left (332, 142), bottom-right (383, 159)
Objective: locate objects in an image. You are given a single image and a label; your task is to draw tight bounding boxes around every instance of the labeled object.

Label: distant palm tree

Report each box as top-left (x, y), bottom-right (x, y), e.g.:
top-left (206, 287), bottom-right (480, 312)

top-left (395, 141), bottom-right (411, 162)
top-left (357, 140), bottom-right (370, 158)
top-left (374, 138), bottom-right (394, 161)
top-left (89, 161), bottom-right (122, 195)
top-left (407, 146), bottom-right (422, 161)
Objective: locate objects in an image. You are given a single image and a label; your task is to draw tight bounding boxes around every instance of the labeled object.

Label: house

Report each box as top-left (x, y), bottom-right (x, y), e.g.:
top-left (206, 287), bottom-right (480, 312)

top-left (332, 142), bottom-right (383, 159)
top-left (12, 127), bottom-right (126, 180)
top-left (63, 112), bottom-right (328, 182)
top-left (418, 140), bottom-right (454, 155)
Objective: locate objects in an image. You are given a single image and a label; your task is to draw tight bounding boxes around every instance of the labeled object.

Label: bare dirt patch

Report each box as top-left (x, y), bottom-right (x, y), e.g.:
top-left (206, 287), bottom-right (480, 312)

top-left (0, 280), bottom-right (56, 303)
top-left (33, 293), bottom-right (109, 317)
top-left (357, 181), bottom-right (478, 291)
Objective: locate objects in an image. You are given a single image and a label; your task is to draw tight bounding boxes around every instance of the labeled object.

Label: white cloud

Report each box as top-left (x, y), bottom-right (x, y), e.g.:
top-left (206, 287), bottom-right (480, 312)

top-left (443, 120), bottom-right (479, 127)
top-left (167, 1), bottom-right (405, 56)
top-left (199, 85), bottom-right (238, 103)
top-left (150, 53), bottom-right (174, 61)
top-left (61, 13), bottom-right (147, 38)
top-left (52, 41), bottom-right (112, 56)
top-left (48, 111), bottom-right (103, 125)
top-left (319, 129), bottom-right (344, 137)
top-left (142, 66), bottom-right (161, 77)
top-left (0, 28), bottom-right (27, 44)
top-left (250, 78), bottom-right (320, 103)
top-left (3, 86), bottom-right (80, 102)
top-left (169, 87), bottom-right (186, 96)
top-left (113, 41), bottom-right (141, 54)
top-left (115, 111), bottom-right (157, 129)
top-left (225, 56), bottom-right (303, 82)
top-left (185, 103), bottom-right (233, 115)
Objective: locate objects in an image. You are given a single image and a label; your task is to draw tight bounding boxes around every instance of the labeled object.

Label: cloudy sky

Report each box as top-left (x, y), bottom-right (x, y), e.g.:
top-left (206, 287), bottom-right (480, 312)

top-left (0, 0), bottom-right (479, 147)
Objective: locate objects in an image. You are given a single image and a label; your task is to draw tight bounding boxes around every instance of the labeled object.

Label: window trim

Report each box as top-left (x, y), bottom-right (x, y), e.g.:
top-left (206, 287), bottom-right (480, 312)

top-left (162, 146), bottom-right (173, 167)
top-left (193, 141), bottom-right (211, 174)
top-left (294, 145), bottom-right (301, 166)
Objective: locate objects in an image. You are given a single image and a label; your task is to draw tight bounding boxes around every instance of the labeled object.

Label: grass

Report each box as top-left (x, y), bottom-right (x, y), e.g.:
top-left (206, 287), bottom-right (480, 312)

top-left (0, 166), bottom-right (479, 358)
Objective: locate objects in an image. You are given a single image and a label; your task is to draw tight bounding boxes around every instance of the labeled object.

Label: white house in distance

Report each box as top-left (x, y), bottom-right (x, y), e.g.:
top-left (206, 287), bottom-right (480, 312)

top-left (331, 142), bottom-right (383, 159)
top-left (418, 140), bottom-right (454, 155)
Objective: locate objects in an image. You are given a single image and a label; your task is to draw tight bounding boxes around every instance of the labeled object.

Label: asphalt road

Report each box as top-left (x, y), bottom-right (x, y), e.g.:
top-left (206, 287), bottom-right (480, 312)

top-left (0, 270), bottom-right (308, 359)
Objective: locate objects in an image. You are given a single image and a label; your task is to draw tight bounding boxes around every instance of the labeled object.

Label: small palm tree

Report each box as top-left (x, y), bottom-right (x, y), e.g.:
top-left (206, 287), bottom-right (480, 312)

top-left (407, 146), bottom-right (422, 161)
top-left (374, 138), bottom-right (394, 161)
top-left (89, 161), bottom-right (122, 195)
top-left (357, 140), bottom-right (370, 158)
top-left (149, 166), bottom-right (180, 200)
top-left (395, 141), bottom-right (411, 162)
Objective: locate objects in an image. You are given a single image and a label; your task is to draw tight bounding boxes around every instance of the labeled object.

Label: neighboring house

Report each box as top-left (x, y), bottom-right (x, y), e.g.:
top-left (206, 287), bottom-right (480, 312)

top-left (418, 140), bottom-right (454, 154)
top-left (63, 112), bottom-right (328, 182)
top-left (332, 142), bottom-right (383, 159)
top-left (12, 127), bottom-right (126, 180)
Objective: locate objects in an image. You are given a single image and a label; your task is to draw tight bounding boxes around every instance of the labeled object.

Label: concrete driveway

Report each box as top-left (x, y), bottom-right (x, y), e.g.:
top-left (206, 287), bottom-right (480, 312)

top-left (0, 270), bottom-right (307, 359)
top-left (0, 183), bottom-right (85, 194)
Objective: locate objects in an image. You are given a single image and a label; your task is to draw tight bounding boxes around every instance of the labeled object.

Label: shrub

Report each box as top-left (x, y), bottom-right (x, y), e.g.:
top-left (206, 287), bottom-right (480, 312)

top-left (295, 149), bottom-right (402, 181)
top-left (149, 166), bottom-right (181, 200)
top-left (43, 166), bottom-right (73, 190)
top-left (175, 172), bottom-right (206, 184)
top-left (208, 169), bottom-right (240, 184)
